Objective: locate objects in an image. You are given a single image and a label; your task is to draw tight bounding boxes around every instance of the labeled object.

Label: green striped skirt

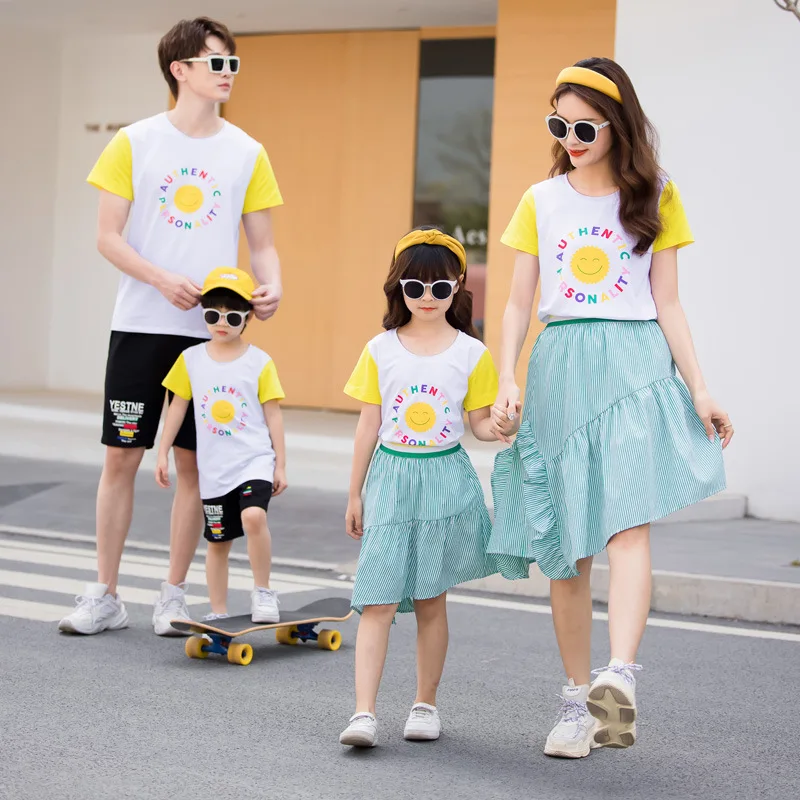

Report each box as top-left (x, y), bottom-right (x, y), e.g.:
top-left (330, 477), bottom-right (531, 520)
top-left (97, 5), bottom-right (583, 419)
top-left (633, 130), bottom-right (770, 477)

top-left (487, 319), bottom-right (726, 581)
top-left (351, 444), bottom-right (496, 613)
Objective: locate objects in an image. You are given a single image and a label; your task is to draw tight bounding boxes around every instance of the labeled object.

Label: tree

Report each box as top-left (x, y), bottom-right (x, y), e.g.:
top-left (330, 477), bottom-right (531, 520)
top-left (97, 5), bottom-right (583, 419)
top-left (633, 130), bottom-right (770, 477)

top-left (774, 0), bottom-right (800, 22)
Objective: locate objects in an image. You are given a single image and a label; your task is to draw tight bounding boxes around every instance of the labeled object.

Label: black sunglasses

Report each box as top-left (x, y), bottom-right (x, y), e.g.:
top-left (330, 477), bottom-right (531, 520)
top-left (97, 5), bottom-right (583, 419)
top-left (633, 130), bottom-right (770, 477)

top-left (399, 279), bottom-right (458, 301)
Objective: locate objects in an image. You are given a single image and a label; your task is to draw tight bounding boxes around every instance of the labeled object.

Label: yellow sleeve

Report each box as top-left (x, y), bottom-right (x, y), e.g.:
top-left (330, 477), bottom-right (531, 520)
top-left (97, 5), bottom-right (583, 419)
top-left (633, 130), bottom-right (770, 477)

top-left (500, 190), bottom-right (538, 256)
top-left (243, 147), bottom-right (284, 214)
top-left (162, 354), bottom-right (192, 400)
top-left (653, 181), bottom-right (694, 252)
top-left (464, 349), bottom-right (499, 412)
top-left (258, 360), bottom-right (285, 403)
top-left (86, 130), bottom-right (133, 201)
top-left (344, 345), bottom-right (382, 405)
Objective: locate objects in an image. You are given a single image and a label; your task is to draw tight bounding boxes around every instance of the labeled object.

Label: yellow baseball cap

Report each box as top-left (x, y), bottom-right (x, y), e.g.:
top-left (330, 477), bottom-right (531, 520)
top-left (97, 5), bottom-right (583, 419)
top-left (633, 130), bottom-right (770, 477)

top-left (202, 267), bottom-right (256, 301)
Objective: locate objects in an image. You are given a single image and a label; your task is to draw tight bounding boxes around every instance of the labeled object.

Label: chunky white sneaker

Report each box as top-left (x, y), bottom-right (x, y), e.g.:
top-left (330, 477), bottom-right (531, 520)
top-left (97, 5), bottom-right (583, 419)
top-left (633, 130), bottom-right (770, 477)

top-left (58, 583), bottom-right (129, 635)
top-left (339, 713), bottom-right (377, 747)
top-left (587, 659), bottom-right (642, 749)
top-left (404, 703), bottom-right (442, 741)
top-left (202, 612), bottom-right (230, 622)
top-left (544, 680), bottom-right (600, 758)
top-left (251, 587), bottom-right (280, 623)
top-left (152, 582), bottom-right (191, 636)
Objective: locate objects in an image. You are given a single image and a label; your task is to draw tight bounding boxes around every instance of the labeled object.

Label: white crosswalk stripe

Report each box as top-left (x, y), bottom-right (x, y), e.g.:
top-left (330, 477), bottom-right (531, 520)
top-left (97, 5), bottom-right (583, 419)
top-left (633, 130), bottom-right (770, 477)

top-left (0, 537), bottom-right (323, 623)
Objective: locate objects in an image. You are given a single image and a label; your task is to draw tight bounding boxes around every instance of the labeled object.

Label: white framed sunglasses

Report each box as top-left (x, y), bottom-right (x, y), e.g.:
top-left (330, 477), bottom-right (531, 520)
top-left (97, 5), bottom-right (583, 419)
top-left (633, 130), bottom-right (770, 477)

top-left (546, 114), bottom-right (610, 144)
top-left (400, 279), bottom-right (458, 301)
top-left (182, 55), bottom-right (240, 74)
top-left (203, 309), bottom-right (249, 328)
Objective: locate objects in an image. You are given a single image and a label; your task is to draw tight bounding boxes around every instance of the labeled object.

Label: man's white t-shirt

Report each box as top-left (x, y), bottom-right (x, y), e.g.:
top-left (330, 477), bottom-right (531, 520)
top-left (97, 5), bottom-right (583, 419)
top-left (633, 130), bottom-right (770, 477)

top-left (501, 174), bottom-right (694, 323)
top-left (87, 113), bottom-right (283, 339)
top-left (163, 344), bottom-right (284, 499)
top-left (344, 329), bottom-right (498, 450)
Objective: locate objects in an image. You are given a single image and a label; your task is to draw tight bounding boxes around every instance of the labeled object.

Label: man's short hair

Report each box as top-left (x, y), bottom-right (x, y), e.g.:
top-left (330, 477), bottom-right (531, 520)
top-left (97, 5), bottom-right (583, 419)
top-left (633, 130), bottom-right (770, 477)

top-left (158, 17), bottom-right (236, 99)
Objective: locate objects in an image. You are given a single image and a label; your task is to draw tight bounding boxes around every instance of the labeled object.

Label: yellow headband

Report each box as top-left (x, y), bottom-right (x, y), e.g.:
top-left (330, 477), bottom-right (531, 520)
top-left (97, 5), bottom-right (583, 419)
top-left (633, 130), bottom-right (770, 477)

top-left (394, 229), bottom-right (467, 274)
top-left (556, 66), bottom-right (622, 104)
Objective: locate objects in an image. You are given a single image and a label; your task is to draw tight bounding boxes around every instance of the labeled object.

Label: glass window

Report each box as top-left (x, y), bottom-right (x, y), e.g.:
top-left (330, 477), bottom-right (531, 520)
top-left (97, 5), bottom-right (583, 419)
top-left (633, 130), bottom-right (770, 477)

top-left (413, 38), bottom-right (495, 338)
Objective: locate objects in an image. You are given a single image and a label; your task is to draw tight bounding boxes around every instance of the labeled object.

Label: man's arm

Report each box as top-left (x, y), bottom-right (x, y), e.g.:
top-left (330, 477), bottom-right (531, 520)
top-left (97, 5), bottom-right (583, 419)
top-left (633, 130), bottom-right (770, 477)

top-left (97, 191), bottom-right (201, 310)
top-left (242, 208), bottom-right (282, 321)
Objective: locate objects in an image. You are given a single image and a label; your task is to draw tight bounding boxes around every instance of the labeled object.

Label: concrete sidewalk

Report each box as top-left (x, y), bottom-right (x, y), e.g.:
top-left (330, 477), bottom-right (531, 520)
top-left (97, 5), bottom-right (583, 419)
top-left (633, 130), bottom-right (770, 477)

top-left (0, 391), bottom-right (797, 626)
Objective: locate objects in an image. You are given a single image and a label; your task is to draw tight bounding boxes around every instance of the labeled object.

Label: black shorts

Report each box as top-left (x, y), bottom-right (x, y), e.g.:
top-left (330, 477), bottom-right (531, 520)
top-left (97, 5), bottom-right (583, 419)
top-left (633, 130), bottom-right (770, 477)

top-left (202, 480), bottom-right (273, 543)
top-left (102, 331), bottom-right (206, 450)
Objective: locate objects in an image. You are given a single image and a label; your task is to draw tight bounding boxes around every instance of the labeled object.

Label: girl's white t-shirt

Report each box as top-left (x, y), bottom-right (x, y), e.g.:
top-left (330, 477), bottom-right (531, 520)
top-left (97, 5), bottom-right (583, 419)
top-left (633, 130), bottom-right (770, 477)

top-left (87, 113), bottom-right (283, 339)
top-left (163, 344), bottom-right (284, 499)
top-left (501, 174), bottom-right (694, 323)
top-left (344, 328), bottom-right (498, 449)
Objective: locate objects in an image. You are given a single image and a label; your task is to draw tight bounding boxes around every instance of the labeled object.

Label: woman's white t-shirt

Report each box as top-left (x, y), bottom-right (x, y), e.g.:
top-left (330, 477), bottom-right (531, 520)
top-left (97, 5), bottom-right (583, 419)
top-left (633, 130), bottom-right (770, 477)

top-left (163, 344), bottom-right (284, 499)
top-left (344, 328), bottom-right (498, 450)
top-left (501, 174), bottom-right (694, 323)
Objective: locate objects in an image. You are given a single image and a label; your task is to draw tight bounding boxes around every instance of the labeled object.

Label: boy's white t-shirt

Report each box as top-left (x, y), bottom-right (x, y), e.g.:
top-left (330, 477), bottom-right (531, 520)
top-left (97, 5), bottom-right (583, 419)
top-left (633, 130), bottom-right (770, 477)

top-left (87, 113), bottom-right (283, 339)
top-left (163, 344), bottom-right (284, 499)
top-left (344, 329), bottom-right (498, 449)
top-left (501, 174), bottom-right (694, 323)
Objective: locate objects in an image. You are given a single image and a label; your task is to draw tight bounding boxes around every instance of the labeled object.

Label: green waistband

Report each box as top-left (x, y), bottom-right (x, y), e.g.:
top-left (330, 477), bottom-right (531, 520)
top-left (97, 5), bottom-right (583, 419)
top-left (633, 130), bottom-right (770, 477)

top-left (546, 318), bottom-right (652, 328)
top-left (378, 443), bottom-right (462, 459)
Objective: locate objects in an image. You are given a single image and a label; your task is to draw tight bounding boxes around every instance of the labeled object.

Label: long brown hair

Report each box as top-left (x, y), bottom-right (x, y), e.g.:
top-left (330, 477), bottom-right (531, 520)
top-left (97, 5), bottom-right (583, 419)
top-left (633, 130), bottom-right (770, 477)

top-left (550, 57), bottom-right (665, 255)
top-left (382, 225), bottom-right (479, 339)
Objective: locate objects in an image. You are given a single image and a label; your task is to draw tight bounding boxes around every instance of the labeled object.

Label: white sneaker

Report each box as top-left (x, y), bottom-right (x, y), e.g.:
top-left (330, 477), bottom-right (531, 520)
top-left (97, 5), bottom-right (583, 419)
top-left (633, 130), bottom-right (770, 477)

top-left (251, 587), bottom-right (280, 623)
top-left (58, 583), bottom-right (129, 635)
top-left (403, 703), bottom-right (442, 741)
top-left (544, 680), bottom-right (600, 758)
top-left (339, 713), bottom-right (378, 747)
top-left (202, 612), bottom-right (230, 622)
top-left (587, 659), bottom-right (642, 749)
top-left (152, 582), bottom-right (190, 636)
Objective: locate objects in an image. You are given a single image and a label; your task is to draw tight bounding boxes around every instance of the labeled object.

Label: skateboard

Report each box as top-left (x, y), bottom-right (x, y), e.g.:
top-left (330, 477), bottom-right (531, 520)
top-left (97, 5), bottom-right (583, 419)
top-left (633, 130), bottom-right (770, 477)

top-left (171, 597), bottom-right (354, 666)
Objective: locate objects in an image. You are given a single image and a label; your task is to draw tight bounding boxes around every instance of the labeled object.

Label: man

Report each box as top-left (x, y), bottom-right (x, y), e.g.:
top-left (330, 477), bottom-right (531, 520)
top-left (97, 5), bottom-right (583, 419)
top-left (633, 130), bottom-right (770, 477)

top-left (59, 17), bottom-right (284, 635)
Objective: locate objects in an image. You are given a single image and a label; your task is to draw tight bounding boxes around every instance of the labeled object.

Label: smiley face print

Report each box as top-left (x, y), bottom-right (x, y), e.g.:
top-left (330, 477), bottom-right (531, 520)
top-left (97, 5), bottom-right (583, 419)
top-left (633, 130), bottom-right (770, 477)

top-left (570, 246), bottom-right (611, 285)
top-left (405, 402), bottom-right (437, 434)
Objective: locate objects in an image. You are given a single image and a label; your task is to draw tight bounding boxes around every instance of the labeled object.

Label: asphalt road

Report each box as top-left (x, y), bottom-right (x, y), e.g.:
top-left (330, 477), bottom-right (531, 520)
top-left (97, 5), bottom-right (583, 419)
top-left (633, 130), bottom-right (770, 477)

top-left (1, 533), bottom-right (798, 800)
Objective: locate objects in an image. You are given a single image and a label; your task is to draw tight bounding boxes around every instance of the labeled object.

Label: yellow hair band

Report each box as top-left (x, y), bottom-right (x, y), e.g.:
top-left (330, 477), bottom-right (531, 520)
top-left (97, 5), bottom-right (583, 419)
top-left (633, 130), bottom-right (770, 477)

top-left (394, 229), bottom-right (467, 274)
top-left (556, 66), bottom-right (622, 104)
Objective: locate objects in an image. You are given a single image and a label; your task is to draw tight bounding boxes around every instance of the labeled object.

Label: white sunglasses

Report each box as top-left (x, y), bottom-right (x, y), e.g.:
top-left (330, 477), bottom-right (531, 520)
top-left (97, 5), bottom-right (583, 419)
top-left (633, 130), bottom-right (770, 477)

top-left (546, 114), bottom-right (610, 144)
top-left (182, 55), bottom-right (240, 74)
top-left (400, 279), bottom-right (458, 301)
top-left (203, 309), bottom-right (249, 328)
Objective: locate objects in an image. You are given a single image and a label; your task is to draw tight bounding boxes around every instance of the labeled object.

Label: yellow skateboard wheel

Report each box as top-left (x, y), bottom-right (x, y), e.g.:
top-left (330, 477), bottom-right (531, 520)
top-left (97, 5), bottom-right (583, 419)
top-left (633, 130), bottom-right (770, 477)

top-left (227, 642), bottom-right (253, 666)
top-left (185, 636), bottom-right (209, 660)
top-left (275, 625), bottom-right (299, 646)
top-left (317, 629), bottom-right (342, 651)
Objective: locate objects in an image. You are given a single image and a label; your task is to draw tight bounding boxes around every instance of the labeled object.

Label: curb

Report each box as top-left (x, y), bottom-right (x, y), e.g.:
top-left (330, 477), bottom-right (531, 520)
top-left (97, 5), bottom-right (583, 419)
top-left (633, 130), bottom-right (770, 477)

top-left (336, 559), bottom-right (800, 627)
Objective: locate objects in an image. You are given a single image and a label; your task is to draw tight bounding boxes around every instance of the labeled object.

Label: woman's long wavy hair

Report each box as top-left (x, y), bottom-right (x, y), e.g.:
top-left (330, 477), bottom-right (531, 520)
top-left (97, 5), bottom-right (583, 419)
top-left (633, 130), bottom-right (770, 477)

top-left (382, 225), bottom-right (479, 339)
top-left (550, 57), bottom-right (666, 255)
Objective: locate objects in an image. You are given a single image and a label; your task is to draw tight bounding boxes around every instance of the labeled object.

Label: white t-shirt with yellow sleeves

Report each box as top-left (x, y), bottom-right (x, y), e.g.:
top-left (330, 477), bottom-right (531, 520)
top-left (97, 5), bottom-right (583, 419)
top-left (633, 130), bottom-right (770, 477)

top-left (502, 175), bottom-right (694, 323)
top-left (344, 329), bottom-right (499, 450)
top-left (87, 113), bottom-right (283, 339)
top-left (163, 344), bottom-right (284, 499)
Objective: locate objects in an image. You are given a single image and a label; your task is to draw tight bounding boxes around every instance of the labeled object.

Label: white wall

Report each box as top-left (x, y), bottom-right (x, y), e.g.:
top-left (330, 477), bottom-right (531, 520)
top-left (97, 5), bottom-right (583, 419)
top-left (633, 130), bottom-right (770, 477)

top-left (0, 31), bottom-right (61, 387)
top-left (616, 0), bottom-right (800, 520)
top-left (47, 33), bottom-right (165, 393)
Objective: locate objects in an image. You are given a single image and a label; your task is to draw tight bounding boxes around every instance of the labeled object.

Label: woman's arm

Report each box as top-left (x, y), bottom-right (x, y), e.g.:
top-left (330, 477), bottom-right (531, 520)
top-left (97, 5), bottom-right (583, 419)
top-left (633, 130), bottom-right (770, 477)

top-left (345, 404), bottom-right (382, 539)
top-left (651, 247), bottom-right (734, 448)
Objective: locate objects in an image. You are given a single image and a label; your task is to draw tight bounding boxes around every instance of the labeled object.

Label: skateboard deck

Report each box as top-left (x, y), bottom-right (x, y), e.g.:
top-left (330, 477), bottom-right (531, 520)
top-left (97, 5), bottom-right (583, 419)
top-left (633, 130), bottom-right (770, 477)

top-left (172, 597), bottom-right (353, 665)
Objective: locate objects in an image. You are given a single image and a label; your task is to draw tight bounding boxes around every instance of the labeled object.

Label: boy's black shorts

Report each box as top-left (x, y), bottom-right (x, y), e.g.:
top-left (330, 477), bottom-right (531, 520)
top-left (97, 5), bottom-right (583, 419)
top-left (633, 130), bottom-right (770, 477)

top-left (202, 480), bottom-right (273, 543)
top-left (102, 331), bottom-right (206, 450)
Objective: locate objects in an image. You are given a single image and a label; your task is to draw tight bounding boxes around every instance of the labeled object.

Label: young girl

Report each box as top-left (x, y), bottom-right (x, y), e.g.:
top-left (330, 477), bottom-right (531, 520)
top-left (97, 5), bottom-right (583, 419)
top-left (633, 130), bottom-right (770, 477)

top-left (487, 58), bottom-right (733, 758)
top-left (339, 226), bottom-right (500, 748)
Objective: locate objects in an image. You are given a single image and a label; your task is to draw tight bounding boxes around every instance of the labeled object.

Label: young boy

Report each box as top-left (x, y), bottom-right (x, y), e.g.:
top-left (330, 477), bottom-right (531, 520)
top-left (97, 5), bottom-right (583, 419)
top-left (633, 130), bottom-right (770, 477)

top-left (59, 16), bottom-right (284, 636)
top-left (155, 267), bottom-right (286, 623)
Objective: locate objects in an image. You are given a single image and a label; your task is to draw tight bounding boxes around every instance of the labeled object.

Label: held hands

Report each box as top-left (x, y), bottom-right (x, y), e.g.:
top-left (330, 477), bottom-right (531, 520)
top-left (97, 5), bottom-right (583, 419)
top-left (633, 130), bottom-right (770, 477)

top-left (154, 271), bottom-right (202, 311)
top-left (251, 283), bottom-right (283, 321)
top-left (693, 390), bottom-right (734, 449)
top-left (345, 496), bottom-right (364, 540)
top-left (272, 467), bottom-right (288, 496)
top-left (155, 452), bottom-right (171, 488)
top-left (490, 379), bottom-right (523, 444)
